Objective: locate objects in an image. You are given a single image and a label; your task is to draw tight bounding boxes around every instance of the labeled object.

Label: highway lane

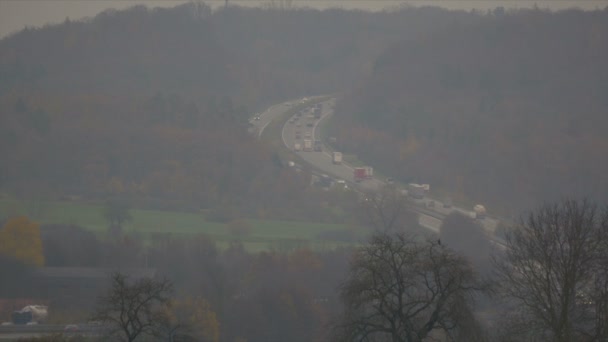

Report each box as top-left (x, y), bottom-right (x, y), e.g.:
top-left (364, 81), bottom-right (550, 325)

top-left (252, 95), bottom-right (500, 234)
top-left (249, 101), bottom-right (294, 138)
top-left (280, 99), bottom-right (443, 232)
top-left (0, 324), bottom-right (106, 340)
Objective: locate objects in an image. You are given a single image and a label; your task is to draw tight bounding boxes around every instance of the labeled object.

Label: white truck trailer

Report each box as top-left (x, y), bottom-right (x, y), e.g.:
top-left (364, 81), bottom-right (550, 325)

top-left (474, 204), bottom-right (487, 219)
top-left (332, 152), bottom-right (342, 164)
top-left (303, 139), bottom-right (313, 152)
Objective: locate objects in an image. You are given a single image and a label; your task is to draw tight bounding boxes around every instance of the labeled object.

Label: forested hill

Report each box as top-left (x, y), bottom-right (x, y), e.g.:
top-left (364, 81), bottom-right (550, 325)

top-left (0, 4), bottom-right (261, 103)
top-left (331, 8), bottom-right (608, 214)
top-left (0, 3), bottom-right (479, 217)
top-left (0, 4), bottom-right (297, 217)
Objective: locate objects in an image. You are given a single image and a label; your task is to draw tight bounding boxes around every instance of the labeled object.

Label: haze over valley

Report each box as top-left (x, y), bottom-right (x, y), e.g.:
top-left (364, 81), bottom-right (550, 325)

top-left (0, 2), bottom-right (607, 341)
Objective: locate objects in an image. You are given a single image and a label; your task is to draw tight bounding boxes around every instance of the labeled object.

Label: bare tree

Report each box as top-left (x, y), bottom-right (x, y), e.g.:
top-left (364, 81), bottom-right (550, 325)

top-left (334, 232), bottom-right (487, 342)
top-left (92, 272), bottom-right (174, 342)
top-left (493, 199), bottom-right (608, 342)
top-left (440, 212), bottom-right (493, 274)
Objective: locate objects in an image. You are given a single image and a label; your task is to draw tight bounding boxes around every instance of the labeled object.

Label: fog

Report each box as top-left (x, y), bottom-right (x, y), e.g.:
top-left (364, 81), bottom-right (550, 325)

top-left (0, 1), bottom-right (607, 341)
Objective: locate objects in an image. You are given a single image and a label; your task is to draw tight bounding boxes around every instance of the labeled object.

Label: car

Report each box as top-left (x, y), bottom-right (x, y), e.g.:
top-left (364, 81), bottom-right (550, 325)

top-left (1, 322), bottom-right (13, 326)
top-left (306, 122), bottom-right (313, 127)
top-left (336, 179), bottom-right (348, 189)
top-left (64, 324), bottom-right (79, 332)
top-left (26, 321), bottom-right (38, 325)
top-left (254, 116), bottom-right (261, 121)
top-left (64, 324), bottom-right (81, 336)
top-left (296, 123), bottom-right (301, 127)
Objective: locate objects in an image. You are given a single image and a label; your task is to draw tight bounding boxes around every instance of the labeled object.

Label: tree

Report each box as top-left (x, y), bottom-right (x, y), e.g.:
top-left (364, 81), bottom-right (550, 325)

top-left (0, 216), bottom-right (44, 267)
top-left (439, 212), bottom-right (493, 274)
top-left (161, 296), bottom-right (220, 342)
top-left (335, 232), bottom-right (487, 342)
top-left (493, 199), bottom-right (608, 342)
top-left (102, 199), bottom-right (132, 237)
top-left (40, 224), bottom-right (101, 267)
top-left (92, 272), bottom-right (174, 342)
top-left (358, 186), bottom-right (418, 232)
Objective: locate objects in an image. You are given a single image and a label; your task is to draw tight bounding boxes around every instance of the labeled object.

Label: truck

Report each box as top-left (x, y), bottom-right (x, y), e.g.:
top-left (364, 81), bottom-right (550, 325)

top-left (12, 305), bottom-right (48, 325)
top-left (332, 152), bottom-right (342, 164)
top-left (318, 174), bottom-right (332, 187)
top-left (303, 139), bottom-right (313, 152)
top-left (354, 166), bottom-right (373, 182)
top-left (365, 167), bottom-right (373, 179)
top-left (473, 204), bottom-right (487, 219)
top-left (294, 143), bottom-right (301, 152)
top-left (407, 183), bottom-right (426, 199)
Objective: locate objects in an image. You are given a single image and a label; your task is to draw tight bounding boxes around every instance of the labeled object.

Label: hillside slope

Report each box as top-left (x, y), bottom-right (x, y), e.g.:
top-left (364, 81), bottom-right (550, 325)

top-left (0, 4), bottom-right (485, 216)
top-left (331, 8), bottom-right (608, 213)
top-left (0, 4), bottom-right (309, 218)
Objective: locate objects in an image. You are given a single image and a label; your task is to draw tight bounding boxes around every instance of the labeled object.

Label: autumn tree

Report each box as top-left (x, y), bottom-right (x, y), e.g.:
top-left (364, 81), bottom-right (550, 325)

top-left (0, 216), bottom-right (44, 267)
top-left (92, 272), bottom-right (174, 342)
top-left (161, 296), bottom-right (220, 342)
top-left (334, 232), bottom-right (487, 342)
top-left (493, 199), bottom-right (608, 342)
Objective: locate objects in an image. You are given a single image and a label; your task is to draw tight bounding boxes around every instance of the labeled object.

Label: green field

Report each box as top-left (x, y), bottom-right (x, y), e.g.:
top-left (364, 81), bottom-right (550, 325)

top-left (0, 198), bottom-right (365, 252)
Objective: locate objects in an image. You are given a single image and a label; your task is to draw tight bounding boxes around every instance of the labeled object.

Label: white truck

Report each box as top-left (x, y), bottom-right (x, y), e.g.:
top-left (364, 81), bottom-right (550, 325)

top-left (474, 204), bottom-right (487, 219)
top-left (294, 143), bottom-right (301, 152)
top-left (303, 139), bottom-right (313, 152)
top-left (332, 152), bottom-right (342, 164)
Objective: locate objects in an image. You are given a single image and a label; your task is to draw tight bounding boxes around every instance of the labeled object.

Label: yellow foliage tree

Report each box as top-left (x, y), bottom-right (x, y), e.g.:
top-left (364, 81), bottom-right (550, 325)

top-left (165, 296), bottom-right (220, 342)
top-left (0, 216), bottom-right (45, 267)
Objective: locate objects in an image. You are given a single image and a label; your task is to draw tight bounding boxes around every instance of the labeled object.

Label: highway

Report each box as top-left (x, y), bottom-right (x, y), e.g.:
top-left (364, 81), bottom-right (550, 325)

top-left (252, 96), bottom-right (500, 234)
top-left (282, 99), bottom-right (380, 189)
top-left (0, 324), bottom-right (105, 340)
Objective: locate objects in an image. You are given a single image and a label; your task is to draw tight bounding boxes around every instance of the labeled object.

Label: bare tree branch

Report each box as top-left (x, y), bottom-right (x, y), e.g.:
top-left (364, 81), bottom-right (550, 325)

top-left (493, 199), bottom-right (608, 342)
top-left (92, 272), bottom-right (174, 342)
top-left (334, 232), bottom-right (488, 342)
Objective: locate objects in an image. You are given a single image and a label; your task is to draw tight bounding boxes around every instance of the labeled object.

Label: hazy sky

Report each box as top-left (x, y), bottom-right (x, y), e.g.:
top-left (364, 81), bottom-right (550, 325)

top-left (0, 0), bottom-right (606, 39)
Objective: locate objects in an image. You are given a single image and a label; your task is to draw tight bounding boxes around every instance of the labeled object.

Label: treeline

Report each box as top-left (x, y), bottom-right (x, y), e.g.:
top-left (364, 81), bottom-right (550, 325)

top-left (5, 198), bottom-right (608, 341)
top-left (331, 7), bottom-right (608, 214)
top-left (0, 219), bottom-right (352, 341)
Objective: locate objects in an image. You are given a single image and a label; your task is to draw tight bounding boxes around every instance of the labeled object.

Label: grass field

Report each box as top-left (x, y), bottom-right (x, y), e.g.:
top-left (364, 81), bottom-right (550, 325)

top-left (0, 198), bottom-right (366, 252)
top-left (0, 97), bottom-right (369, 252)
